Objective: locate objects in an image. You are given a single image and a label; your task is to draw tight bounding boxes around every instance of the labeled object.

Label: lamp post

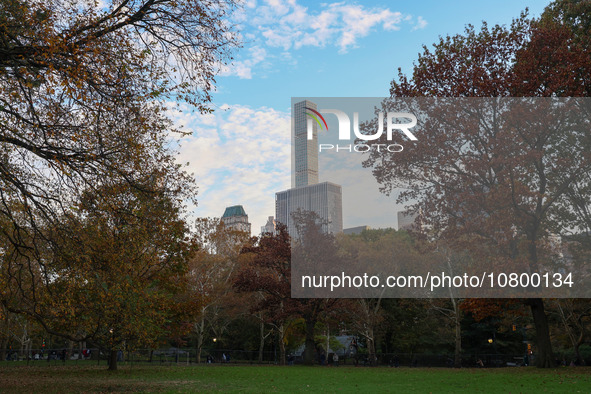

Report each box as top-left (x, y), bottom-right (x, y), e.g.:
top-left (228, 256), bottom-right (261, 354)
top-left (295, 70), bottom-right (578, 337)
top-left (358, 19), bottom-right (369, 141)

top-left (487, 332), bottom-right (497, 366)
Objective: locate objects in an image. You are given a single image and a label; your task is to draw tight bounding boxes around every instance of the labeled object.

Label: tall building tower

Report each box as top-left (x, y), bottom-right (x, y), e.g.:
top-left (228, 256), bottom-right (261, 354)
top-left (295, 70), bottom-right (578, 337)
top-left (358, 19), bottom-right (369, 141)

top-left (293, 100), bottom-right (319, 188)
top-left (261, 216), bottom-right (276, 235)
top-left (275, 100), bottom-right (343, 238)
top-left (221, 205), bottom-right (251, 236)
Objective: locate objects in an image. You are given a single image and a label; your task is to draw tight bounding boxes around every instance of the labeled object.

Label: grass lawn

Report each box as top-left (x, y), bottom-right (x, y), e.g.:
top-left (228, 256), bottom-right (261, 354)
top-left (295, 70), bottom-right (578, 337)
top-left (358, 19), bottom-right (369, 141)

top-left (0, 363), bottom-right (590, 393)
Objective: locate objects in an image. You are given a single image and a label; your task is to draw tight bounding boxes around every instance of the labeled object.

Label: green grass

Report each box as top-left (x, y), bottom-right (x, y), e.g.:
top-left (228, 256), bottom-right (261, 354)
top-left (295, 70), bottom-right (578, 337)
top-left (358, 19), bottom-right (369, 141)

top-left (0, 363), bottom-right (590, 393)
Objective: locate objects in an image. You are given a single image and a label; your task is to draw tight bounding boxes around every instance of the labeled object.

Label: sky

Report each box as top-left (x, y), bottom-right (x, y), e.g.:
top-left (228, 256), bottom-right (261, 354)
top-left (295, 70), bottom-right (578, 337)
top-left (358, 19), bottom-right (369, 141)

top-left (170, 0), bottom-right (550, 234)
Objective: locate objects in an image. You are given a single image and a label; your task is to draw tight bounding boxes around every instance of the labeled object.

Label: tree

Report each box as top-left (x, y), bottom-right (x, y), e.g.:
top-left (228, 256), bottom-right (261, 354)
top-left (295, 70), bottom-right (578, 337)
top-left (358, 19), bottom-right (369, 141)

top-left (550, 298), bottom-right (591, 365)
top-left (235, 222), bottom-right (340, 366)
top-left (514, 0), bottom-right (591, 97)
top-left (186, 217), bottom-right (249, 363)
top-left (290, 211), bottom-right (341, 365)
top-left (0, 0), bottom-right (237, 322)
top-left (234, 225), bottom-right (295, 365)
top-left (429, 247), bottom-right (470, 369)
top-left (335, 228), bottom-right (424, 366)
top-left (379, 299), bottom-right (441, 359)
top-left (1, 172), bottom-right (196, 370)
top-left (0, 0), bottom-right (238, 366)
top-left (363, 12), bottom-right (591, 367)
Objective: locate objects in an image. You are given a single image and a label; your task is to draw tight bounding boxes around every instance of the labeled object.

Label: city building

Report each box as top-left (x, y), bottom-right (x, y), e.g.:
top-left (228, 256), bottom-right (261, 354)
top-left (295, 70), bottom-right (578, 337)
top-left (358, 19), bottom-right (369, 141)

top-left (221, 205), bottom-right (251, 235)
top-left (293, 100), bottom-right (319, 188)
top-left (343, 225), bottom-right (371, 235)
top-left (276, 182), bottom-right (343, 237)
top-left (261, 216), bottom-right (276, 235)
top-left (397, 211), bottom-right (420, 231)
top-left (275, 100), bottom-right (343, 238)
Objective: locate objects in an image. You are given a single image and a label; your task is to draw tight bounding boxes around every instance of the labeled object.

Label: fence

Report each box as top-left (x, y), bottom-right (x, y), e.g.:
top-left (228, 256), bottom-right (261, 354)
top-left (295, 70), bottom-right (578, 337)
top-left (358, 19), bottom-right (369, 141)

top-left (2, 348), bottom-right (536, 368)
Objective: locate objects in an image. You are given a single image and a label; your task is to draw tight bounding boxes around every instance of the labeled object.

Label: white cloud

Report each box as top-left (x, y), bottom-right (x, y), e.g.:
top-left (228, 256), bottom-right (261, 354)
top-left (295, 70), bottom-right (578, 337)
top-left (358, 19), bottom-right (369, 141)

top-left (168, 104), bottom-right (291, 232)
top-left (219, 45), bottom-right (268, 79)
top-left (335, 4), bottom-right (402, 52)
top-left (264, 0), bottom-right (291, 16)
top-left (252, 1), bottom-right (406, 53)
top-left (261, 29), bottom-right (297, 51)
top-left (224, 1), bottom-right (420, 78)
top-left (412, 16), bottom-right (428, 31)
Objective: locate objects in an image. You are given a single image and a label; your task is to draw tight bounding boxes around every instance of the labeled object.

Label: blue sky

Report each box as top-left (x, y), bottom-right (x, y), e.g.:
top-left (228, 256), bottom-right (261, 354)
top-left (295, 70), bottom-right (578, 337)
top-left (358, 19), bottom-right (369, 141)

top-left (172, 0), bottom-right (550, 233)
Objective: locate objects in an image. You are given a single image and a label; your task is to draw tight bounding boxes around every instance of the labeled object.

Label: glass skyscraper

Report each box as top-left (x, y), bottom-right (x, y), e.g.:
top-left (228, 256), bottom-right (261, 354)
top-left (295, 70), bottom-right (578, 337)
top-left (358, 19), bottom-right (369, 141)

top-left (276, 100), bottom-right (343, 237)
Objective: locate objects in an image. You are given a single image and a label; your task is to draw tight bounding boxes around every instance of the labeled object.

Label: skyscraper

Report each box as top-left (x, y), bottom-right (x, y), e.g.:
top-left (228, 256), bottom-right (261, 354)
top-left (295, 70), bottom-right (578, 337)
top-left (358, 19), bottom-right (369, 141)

top-left (293, 100), bottom-right (319, 188)
top-left (261, 216), bottom-right (276, 235)
top-left (221, 205), bottom-right (251, 235)
top-left (276, 182), bottom-right (343, 237)
top-left (276, 100), bottom-right (343, 237)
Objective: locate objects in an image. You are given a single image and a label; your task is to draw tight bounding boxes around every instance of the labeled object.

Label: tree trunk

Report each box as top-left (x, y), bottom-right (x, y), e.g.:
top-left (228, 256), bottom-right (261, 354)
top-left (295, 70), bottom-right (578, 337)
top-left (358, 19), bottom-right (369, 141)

top-left (444, 253), bottom-right (462, 368)
top-left (108, 350), bottom-right (118, 371)
top-left (453, 315), bottom-right (462, 368)
top-left (556, 300), bottom-right (585, 366)
top-left (528, 298), bottom-right (555, 368)
top-left (258, 320), bottom-right (265, 363)
top-left (525, 228), bottom-right (554, 368)
top-left (195, 314), bottom-right (205, 364)
top-left (303, 317), bottom-right (316, 365)
top-left (278, 328), bottom-right (286, 366)
top-left (0, 307), bottom-right (8, 361)
top-left (196, 336), bottom-right (203, 364)
top-left (367, 328), bottom-right (376, 366)
top-left (325, 323), bottom-right (330, 361)
top-left (27, 339), bottom-right (32, 361)
top-left (68, 340), bottom-right (74, 360)
top-left (0, 337), bottom-right (6, 362)
top-left (452, 300), bottom-right (462, 368)
top-left (574, 326), bottom-right (585, 366)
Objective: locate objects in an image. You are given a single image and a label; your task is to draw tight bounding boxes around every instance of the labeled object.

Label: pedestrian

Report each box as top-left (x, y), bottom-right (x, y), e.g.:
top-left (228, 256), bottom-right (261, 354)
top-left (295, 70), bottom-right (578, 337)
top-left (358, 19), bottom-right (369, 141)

top-left (333, 353), bottom-right (339, 367)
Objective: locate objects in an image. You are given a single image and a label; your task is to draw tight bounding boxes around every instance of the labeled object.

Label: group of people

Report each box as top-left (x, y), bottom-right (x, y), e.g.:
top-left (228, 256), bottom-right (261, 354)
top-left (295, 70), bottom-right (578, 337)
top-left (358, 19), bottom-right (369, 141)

top-left (206, 353), bottom-right (231, 364)
top-left (316, 351), bottom-right (340, 367)
top-left (5, 348), bottom-right (94, 362)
